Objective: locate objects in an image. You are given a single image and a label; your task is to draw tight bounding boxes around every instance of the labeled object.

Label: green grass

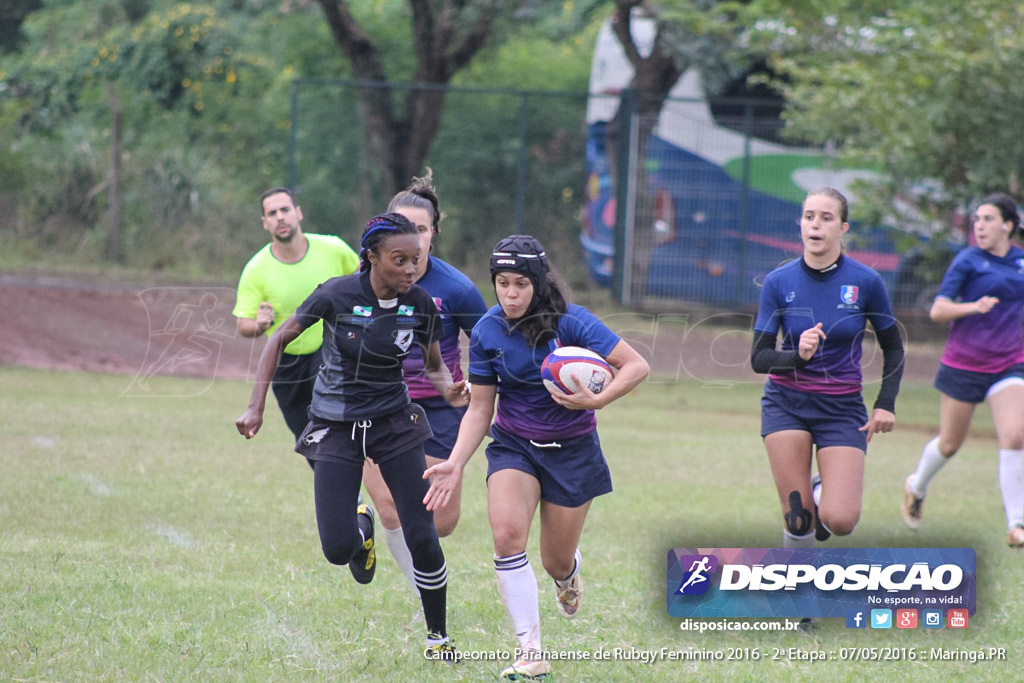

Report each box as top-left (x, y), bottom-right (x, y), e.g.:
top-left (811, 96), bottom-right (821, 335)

top-left (1, 367), bottom-right (1019, 681)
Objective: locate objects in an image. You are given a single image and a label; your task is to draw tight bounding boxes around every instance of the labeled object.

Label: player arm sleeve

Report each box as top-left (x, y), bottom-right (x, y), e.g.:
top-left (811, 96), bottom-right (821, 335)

top-left (872, 323), bottom-right (905, 413)
top-left (750, 329), bottom-right (809, 374)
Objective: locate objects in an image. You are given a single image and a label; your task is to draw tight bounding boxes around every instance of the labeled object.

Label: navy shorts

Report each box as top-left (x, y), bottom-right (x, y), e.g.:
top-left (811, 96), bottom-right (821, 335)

top-left (760, 381), bottom-right (868, 451)
top-left (934, 362), bottom-right (1024, 404)
top-left (295, 403), bottom-right (432, 466)
top-left (485, 423), bottom-right (613, 508)
top-left (418, 395), bottom-right (466, 460)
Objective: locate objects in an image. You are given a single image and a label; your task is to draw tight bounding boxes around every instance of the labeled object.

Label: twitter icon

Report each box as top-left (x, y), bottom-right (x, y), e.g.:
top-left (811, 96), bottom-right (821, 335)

top-left (870, 609), bottom-right (892, 629)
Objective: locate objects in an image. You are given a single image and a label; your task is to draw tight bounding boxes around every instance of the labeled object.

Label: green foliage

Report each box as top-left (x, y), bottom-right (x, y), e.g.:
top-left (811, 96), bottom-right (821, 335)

top-left (0, 0), bottom-right (601, 279)
top-left (745, 1), bottom-right (1024, 225)
top-left (0, 1), bottom-right (310, 275)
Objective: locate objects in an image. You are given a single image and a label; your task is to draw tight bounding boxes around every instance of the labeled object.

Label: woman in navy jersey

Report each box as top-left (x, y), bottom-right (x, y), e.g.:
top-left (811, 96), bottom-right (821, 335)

top-left (236, 212), bottom-right (468, 657)
top-left (422, 234), bottom-right (649, 680)
top-left (361, 170), bottom-right (488, 594)
top-left (901, 193), bottom-right (1024, 547)
top-left (751, 187), bottom-right (905, 549)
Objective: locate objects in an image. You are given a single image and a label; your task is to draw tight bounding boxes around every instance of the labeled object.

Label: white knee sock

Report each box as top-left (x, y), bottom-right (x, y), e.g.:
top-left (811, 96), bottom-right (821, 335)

top-left (999, 449), bottom-right (1024, 528)
top-left (782, 529), bottom-right (815, 548)
top-left (383, 526), bottom-right (419, 596)
top-left (554, 548), bottom-right (581, 588)
top-left (912, 437), bottom-right (950, 496)
top-left (495, 552), bottom-right (540, 653)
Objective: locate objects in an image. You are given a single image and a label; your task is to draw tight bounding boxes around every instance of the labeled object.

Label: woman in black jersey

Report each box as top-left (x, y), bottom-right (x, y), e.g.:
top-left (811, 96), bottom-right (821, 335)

top-left (236, 212), bottom-right (468, 658)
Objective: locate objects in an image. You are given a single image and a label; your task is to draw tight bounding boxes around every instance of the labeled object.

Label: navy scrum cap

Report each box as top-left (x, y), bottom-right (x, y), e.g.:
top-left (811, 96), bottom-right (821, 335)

top-left (490, 234), bottom-right (549, 295)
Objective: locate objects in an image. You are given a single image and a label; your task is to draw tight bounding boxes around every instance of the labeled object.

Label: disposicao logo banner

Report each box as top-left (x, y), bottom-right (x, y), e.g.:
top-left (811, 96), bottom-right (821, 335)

top-left (667, 548), bottom-right (975, 618)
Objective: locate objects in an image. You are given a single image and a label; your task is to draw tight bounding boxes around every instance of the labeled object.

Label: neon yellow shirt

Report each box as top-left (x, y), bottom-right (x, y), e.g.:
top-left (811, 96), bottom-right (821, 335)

top-left (233, 233), bottom-right (359, 355)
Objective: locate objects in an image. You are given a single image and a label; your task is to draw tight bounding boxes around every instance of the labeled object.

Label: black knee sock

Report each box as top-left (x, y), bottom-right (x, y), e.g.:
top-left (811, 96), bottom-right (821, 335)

top-left (378, 446), bottom-right (448, 637)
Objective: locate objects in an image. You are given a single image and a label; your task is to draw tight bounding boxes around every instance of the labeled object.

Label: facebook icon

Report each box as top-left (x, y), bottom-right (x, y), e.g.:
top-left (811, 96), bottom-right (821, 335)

top-left (845, 610), bottom-right (867, 629)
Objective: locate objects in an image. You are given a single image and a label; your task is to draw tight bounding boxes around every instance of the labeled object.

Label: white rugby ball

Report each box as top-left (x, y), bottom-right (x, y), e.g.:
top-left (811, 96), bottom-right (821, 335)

top-left (541, 346), bottom-right (615, 395)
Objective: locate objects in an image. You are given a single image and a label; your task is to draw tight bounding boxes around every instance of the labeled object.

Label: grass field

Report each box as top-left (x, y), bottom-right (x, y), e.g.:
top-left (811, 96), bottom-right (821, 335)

top-left (1, 365), bottom-right (1020, 681)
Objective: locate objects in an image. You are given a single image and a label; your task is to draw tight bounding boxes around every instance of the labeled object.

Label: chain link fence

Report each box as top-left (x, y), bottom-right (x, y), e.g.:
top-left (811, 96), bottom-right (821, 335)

top-left (289, 80), bottom-right (920, 313)
top-left (287, 79), bottom-right (590, 286)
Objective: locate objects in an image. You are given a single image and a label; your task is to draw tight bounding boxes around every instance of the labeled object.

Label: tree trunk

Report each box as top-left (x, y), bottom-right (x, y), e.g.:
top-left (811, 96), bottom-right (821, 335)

top-left (610, 6), bottom-right (686, 300)
top-left (317, 0), bottom-right (500, 197)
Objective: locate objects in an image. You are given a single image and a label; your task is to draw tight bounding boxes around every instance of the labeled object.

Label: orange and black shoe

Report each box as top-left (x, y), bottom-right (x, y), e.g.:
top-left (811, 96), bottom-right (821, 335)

top-left (901, 475), bottom-right (925, 530)
top-left (1007, 523), bottom-right (1024, 548)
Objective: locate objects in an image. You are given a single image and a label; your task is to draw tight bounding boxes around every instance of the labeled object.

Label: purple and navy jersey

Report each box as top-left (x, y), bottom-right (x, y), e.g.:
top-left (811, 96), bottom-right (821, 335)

top-left (754, 255), bottom-right (897, 395)
top-left (402, 257), bottom-right (487, 400)
top-left (937, 246), bottom-right (1024, 373)
top-left (294, 271), bottom-right (441, 421)
top-left (468, 303), bottom-right (621, 441)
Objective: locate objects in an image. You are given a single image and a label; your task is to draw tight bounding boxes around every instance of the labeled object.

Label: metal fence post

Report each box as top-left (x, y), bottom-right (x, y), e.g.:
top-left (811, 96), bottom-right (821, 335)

top-left (613, 88), bottom-right (636, 305)
top-left (288, 80), bottom-right (299, 192)
top-left (736, 102), bottom-right (753, 303)
top-left (516, 92), bottom-right (529, 234)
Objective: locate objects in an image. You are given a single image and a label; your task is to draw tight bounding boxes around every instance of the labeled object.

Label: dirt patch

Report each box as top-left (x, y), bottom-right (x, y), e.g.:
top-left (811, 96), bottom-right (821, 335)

top-left (0, 272), bottom-right (942, 387)
top-left (1, 274), bottom-right (260, 386)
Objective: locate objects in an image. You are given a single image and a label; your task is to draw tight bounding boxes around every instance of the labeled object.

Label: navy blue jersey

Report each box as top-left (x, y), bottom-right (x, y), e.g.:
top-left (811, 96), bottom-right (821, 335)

top-left (754, 255), bottom-right (897, 395)
top-left (294, 271), bottom-right (441, 421)
top-left (402, 257), bottom-right (487, 399)
top-left (468, 303), bottom-right (620, 441)
top-left (937, 246), bottom-right (1024, 373)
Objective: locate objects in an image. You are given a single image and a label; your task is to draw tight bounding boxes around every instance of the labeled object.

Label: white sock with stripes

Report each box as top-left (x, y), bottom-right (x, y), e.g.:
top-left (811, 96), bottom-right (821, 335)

top-left (495, 552), bottom-right (540, 653)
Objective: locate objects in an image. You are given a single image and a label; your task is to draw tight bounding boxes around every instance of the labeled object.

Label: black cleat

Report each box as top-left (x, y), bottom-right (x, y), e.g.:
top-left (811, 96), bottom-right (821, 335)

top-left (349, 504), bottom-right (376, 584)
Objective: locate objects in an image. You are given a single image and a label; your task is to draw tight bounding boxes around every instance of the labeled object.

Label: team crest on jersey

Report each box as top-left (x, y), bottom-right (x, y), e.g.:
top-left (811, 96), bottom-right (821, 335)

top-left (1017, 258), bottom-right (1024, 272)
top-left (840, 286), bottom-right (859, 305)
top-left (398, 305), bottom-right (415, 316)
top-left (433, 297), bottom-right (443, 311)
top-left (394, 329), bottom-right (414, 352)
top-left (353, 306), bottom-right (372, 317)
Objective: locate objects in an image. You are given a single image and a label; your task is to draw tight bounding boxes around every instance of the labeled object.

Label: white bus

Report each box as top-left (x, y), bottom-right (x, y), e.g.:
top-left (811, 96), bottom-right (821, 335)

top-left (582, 17), bottom-right (920, 307)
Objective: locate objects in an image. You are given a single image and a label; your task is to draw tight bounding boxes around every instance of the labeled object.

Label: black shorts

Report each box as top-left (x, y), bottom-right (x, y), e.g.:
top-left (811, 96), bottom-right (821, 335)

top-left (271, 350), bottom-right (322, 439)
top-left (295, 403), bottom-right (433, 466)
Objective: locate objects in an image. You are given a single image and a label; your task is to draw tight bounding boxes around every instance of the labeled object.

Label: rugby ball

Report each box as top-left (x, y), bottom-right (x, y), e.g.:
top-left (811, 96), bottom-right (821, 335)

top-left (541, 346), bottom-right (615, 395)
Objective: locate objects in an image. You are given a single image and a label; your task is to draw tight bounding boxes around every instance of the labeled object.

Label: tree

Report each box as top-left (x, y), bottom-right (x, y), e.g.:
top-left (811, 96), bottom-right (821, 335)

top-left (744, 0), bottom-right (1024, 237)
top-left (594, 0), bottom-right (750, 298)
top-left (315, 0), bottom-right (538, 196)
top-left (0, 0), bottom-right (44, 54)
top-left (2, 1), bottom-right (285, 266)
